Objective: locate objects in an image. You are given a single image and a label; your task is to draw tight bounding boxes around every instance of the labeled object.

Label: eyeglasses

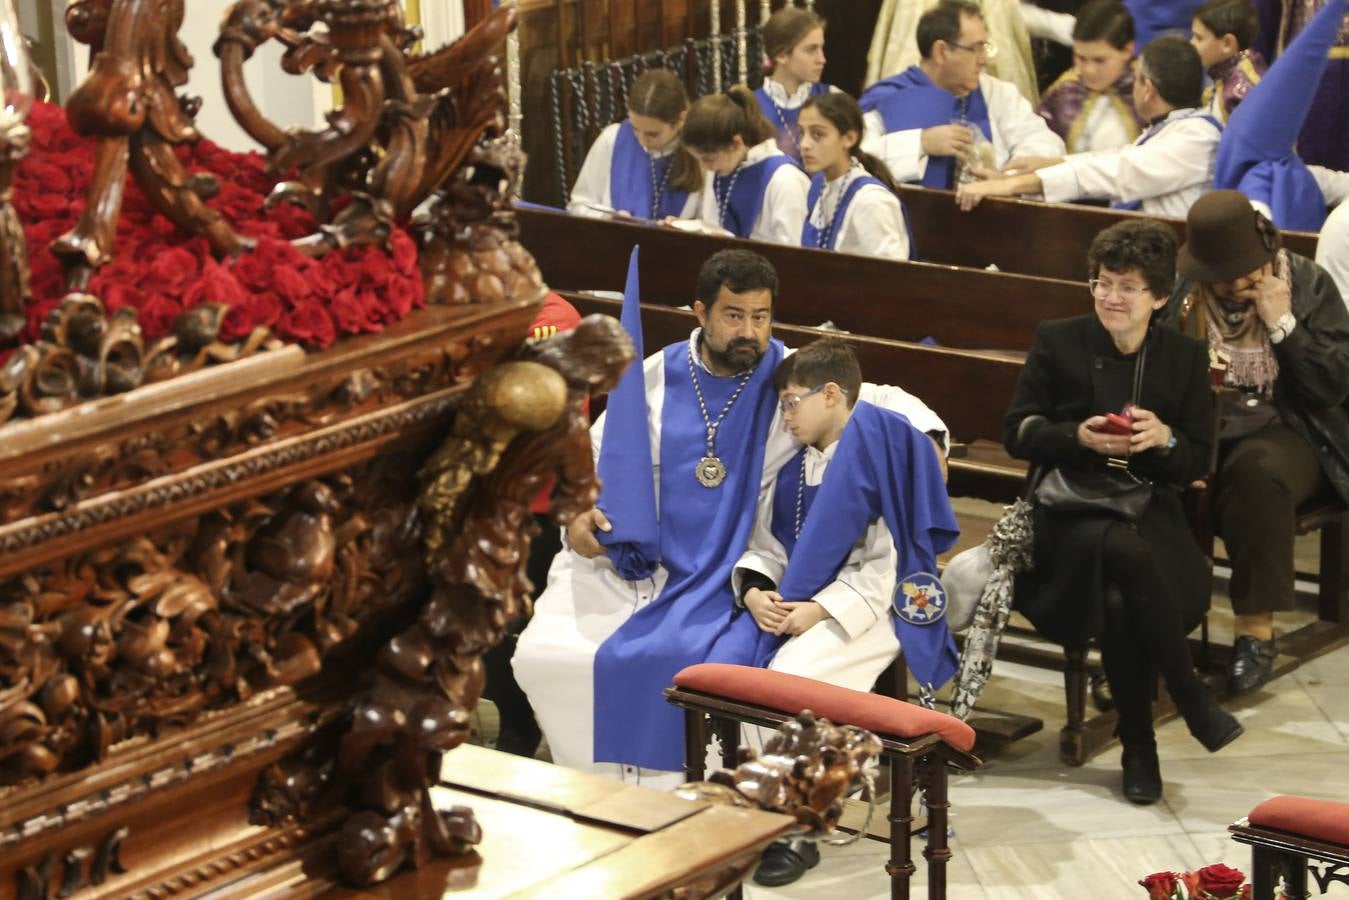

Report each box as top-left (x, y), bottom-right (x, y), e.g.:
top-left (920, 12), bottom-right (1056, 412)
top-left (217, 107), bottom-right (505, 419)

top-left (1089, 278), bottom-right (1152, 301)
top-left (780, 383), bottom-right (843, 416)
top-left (947, 39), bottom-right (998, 60)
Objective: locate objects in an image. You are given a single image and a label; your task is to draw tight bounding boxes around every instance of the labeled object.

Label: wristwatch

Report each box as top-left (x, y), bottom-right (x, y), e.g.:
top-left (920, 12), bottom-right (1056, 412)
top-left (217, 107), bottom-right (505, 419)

top-left (1268, 312), bottom-right (1297, 344)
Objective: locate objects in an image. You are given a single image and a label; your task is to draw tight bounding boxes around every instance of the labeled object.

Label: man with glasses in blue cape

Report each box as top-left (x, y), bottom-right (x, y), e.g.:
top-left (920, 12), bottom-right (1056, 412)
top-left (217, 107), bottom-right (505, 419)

top-left (513, 248), bottom-right (948, 789)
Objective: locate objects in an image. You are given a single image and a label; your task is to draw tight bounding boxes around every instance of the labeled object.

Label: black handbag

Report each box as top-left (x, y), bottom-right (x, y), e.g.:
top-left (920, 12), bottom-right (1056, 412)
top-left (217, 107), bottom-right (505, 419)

top-left (1033, 339), bottom-right (1154, 522)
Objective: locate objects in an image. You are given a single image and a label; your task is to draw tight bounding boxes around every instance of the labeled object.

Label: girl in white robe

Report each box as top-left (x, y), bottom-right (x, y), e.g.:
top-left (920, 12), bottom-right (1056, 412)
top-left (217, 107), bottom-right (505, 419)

top-left (797, 92), bottom-right (911, 260)
top-left (568, 69), bottom-right (703, 220)
top-left (684, 86), bottom-right (811, 246)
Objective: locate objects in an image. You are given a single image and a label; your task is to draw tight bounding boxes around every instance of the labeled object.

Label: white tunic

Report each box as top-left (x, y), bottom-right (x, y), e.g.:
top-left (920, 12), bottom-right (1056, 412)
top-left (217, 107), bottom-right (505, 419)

top-left (1037, 107), bottom-right (1221, 218)
top-left (1313, 166), bottom-right (1349, 308)
top-left (568, 121), bottom-right (701, 219)
top-left (1062, 92), bottom-right (1141, 155)
top-left (695, 139), bottom-right (812, 245)
top-left (861, 73), bottom-right (1067, 184)
top-left (808, 166), bottom-right (911, 260)
top-left (512, 332), bottom-right (947, 786)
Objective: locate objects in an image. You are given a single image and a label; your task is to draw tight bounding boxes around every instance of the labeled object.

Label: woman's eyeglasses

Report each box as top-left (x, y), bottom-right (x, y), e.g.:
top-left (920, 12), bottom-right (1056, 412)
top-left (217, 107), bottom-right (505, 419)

top-left (1089, 278), bottom-right (1151, 300)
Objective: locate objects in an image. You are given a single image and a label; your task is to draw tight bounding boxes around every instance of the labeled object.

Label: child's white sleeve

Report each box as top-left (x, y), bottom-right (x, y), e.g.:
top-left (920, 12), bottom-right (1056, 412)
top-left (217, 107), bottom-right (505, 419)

top-left (731, 477), bottom-right (788, 605)
top-left (808, 521), bottom-right (898, 640)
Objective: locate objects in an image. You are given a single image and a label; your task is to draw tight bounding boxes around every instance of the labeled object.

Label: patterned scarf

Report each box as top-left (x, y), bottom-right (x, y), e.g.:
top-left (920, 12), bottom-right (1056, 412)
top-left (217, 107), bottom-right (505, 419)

top-left (1182, 249), bottom-right (1291, 396)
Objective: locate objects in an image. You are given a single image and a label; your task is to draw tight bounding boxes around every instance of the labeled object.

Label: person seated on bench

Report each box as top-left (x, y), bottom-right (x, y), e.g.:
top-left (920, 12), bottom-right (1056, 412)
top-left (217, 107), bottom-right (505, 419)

top-left (859, 0), bottom-right (1066, 190)
top-left (567, 69), bottom-right (703, 221)
top-left (710, 337), bottom-right (955, 887)
top-left (798, 93), bottom-right (912, 260)
top-left (755, 6), bottom-right (836, 165)
top-left (1163, 189), bottom-right (1349, 694)
top-left (1191, 0), bottom-right (1266, 123)
top-left (1037, 0), bottom-right (1145, 154)
top-left (1006, 218), bottom-right (1244, 806)
top-left (956, 36), bottom-right (1220, 218)
top-left (1317, 175), bottom-right (1349, 302)
top-left (682, 87), bottom-right (811, 245)
top-left (512, 250), bottom-right (948, 790)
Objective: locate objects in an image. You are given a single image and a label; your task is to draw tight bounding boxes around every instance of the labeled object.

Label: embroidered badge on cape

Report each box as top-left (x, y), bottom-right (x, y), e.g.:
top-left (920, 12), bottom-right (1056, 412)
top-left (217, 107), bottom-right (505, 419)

top-left (895, 572), bottom-right (947, 625)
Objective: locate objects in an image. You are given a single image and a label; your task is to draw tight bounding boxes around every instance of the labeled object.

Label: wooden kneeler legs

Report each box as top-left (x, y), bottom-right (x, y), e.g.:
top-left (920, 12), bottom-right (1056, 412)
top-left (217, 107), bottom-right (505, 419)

top-left (667, 664), bottom-right (980, 900)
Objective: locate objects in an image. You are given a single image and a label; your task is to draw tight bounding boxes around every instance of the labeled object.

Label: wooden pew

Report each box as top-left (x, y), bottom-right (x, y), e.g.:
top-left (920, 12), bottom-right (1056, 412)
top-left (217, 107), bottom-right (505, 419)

top-left (563, 292), bottom-right (1349, 765)
top-left (519, 206), bottom-right (1087, 351)
top-left (898, 186), bottom-right (1322, 282)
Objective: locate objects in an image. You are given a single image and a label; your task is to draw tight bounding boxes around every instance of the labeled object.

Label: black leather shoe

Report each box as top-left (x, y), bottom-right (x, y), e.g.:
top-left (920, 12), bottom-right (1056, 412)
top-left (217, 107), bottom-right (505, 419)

top-left (753, 840), bottom-right (821, 887)
top-left (1182, 699), bottom-right (1245, 753)
top-left (1121, 748), bottom-right (1163, 805)
top-left (1228, 635), bottom-right (1277, 695)
top-left (1090, 670), bottom-right (1115, 712)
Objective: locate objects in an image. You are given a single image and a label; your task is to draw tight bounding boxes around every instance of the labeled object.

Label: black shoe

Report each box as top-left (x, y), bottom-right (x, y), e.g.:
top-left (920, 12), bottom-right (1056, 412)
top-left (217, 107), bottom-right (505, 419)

top-left (1180, 699), bottom-right (1245, 753)
top-left (752, 840), bottom-right (821, 887)
top-left (1090, 670), bottom-right (1115, 713)
top-left (1228, 636), bottom-right (1276, 695)
top-left (1121, 747), bottom-right (1163, 805)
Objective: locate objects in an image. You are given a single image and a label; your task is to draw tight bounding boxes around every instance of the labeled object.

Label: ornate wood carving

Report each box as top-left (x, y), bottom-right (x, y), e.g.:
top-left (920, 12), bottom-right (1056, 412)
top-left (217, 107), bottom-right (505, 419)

top-left (250, 315), bottom-right (634, 886)
top-left (15, 825), bottom-right (127, 900)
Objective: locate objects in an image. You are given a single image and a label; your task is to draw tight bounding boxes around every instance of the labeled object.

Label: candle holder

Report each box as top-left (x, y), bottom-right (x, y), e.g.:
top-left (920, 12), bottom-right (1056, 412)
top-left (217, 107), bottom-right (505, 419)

top-left (0, 0), bottom-right (33, 341)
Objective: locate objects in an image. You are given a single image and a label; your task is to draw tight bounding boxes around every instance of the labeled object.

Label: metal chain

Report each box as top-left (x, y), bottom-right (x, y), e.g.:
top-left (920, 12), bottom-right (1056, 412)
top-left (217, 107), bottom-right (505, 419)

top-left (686, 343), bottom-right (755, 459)
top-left (714, 166), bottom-right (742, 231)
top-left (550, 70), bottom-right (570, 206)
top-left (794, 456), bottom-right (808, 538)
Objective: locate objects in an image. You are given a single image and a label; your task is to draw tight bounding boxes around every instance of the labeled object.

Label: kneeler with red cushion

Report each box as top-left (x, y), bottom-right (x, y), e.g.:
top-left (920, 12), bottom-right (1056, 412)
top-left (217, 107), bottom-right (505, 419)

top-left (665, 663), bottom-right (980, 900)
top-left (1230, 795), bottom-right (1349, 899)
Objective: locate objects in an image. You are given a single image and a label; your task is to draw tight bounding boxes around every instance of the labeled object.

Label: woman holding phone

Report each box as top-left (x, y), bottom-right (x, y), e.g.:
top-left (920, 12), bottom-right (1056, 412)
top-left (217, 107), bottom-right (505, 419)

top-left (1005, 218), bottom-right (1242, 806)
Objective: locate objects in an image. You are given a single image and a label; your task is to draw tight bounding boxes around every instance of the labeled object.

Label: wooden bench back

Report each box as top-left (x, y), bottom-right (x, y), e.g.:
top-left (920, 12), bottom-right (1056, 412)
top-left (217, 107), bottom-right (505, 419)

top-left (522, 208), bottom-right (1087, 352)
top-left (897, 187), bottom-right (1321, 282)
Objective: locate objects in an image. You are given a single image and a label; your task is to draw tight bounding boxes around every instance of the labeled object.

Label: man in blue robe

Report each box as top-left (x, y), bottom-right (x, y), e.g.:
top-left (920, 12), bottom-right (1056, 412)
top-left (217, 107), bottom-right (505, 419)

top-left (513, 252), bottom-right (950, 787)
top-left (859, 0), bottom-right (1065, 189)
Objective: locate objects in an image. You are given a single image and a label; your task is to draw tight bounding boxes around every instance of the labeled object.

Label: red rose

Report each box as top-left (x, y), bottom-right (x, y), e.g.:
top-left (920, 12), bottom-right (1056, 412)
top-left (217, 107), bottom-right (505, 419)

top-left (252, 237), bottom-right (297, 268)
top-left (218, 304), bottom-right (257, 343)
top-left (141, 245), bottom-right (201, 294)
top-left (242, 291), bottom-right (284, 329)
top-left (329, 287), bottom-right (383, 334)
top-left (1194, 864), bottom-right (1246, 899)
top-left (355, 251), bottom-right (393, 288)
top-left (138, 293), bottom-right (184, 340)
top-left (181, 263), bottom-right (247, 310)
top-left (389, 229), bottom-right (418, 277)
top-left (279, 297), bottom-right (337, 349)
top-left (27, 193), bottom-right (71, 219)
top-left (230, 252), bottom-right (274, 290)
top-left (272, 264), bottom-right (314, 303)
top-left (99, 283), bottom-right (145, 315)
top-left (383, 275), bottom-right (421, 320)
top-left (1138, 872), bottom-right (1179, 899)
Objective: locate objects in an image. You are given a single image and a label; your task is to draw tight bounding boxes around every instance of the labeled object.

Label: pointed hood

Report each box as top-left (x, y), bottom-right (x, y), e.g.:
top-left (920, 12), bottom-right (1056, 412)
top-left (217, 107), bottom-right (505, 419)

top-left (1214, 0), bottom-right (1344, 230)
top-left (595, 246), bottom-right (660, 580)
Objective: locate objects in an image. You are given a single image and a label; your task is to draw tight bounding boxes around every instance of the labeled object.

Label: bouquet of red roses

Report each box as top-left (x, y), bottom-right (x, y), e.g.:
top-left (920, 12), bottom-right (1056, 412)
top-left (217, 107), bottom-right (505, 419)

top-left (1139, 864), bottom-right (1251, 899)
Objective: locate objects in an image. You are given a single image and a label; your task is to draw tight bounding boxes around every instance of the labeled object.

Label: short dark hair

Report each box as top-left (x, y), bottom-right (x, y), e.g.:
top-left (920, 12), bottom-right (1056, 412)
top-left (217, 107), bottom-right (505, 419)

top-left (917, 0), bottom-right (983, 59)
top-left (773, 337), bottom-right (862, 409)
top-left (1138, 35), bottom-right (1204, 108)
top-left (1194, 0), bottom-right (1260, 51)
top-left (1072, 0), bottom-right (1136, 49)
top-left (1087, 218), bottom-right (1178, 298)
top-left (695, 249), bottom-right (779, 309)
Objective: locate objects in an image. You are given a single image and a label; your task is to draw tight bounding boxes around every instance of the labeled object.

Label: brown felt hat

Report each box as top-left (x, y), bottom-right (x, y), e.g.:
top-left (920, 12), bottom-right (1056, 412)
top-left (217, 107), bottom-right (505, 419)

top-left (1177, 190), bottom-right (1282, 283)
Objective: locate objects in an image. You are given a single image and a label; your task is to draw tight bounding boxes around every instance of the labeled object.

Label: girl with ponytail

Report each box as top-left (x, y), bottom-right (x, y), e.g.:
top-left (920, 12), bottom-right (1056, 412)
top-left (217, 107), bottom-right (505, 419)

top-left (569, 69), bottom-right (703, 220)
top-left (797, 92), bottom-right (912, 260)
top-left (682, 85), bottom-right (810, 244)
top-left (754, 6), bottom-right (836, 164)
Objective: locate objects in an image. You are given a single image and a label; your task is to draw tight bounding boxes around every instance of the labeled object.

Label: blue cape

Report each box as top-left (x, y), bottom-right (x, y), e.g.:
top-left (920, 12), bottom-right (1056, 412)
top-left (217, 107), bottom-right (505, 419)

top-left (801, 172), bottom-right (883, 250)
top-left (859, 66), bottom-right (992, 189)
top-left (592, 338), bottom-right (786, 770)
top-left (610, 120), bottom-right (692, 219)
top-left (715, 154), bottom-right (797, 238)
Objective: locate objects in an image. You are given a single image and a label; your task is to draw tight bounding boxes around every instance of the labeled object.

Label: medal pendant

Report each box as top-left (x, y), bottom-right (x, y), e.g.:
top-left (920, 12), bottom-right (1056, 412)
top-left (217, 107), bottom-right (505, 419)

top-left (696, 456), bottom-right (727, 488)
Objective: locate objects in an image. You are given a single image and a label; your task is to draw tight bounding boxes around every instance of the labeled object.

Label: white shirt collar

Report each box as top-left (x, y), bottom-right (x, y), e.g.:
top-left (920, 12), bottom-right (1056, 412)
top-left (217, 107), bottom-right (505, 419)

top-left (763, 78), bottom-right (816, 109)
top-left (744, 139), bottom-right (783, 166)
top-left (802, 439), bottom-right (839, 484)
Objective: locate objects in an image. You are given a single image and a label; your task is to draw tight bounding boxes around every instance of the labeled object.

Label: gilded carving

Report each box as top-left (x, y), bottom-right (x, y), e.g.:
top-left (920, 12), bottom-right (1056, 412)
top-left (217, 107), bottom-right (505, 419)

top-left (15, 825), bottom-right (127, 900)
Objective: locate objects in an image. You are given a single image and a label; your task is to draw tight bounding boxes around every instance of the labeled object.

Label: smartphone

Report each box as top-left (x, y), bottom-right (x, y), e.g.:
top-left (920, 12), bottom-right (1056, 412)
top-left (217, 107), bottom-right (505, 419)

top-left (1098, 412), bottom-right (1133, 435)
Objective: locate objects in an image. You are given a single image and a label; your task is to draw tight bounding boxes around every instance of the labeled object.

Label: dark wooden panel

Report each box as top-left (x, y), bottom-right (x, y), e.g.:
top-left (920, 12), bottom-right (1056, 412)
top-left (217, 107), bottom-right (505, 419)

top-left (520, 208), bottom-right (1086, 351)
top-left (898, 186), bottom-right (1322, 282)
top-left (564, 292), bottom-right (1024, 445)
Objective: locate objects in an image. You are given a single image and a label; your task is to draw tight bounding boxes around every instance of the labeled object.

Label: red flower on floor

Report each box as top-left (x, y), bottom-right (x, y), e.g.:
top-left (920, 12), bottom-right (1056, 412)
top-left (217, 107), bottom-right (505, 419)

top-left (11, 100), bottom-right (427, 353)
top-left (1139, 864), bottom-right (1251, 900)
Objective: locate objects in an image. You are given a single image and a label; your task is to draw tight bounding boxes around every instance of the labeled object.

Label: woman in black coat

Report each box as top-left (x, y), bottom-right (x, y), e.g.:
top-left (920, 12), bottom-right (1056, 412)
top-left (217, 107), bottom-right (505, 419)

top-left (1005, 219), bottom-right (1243, 805)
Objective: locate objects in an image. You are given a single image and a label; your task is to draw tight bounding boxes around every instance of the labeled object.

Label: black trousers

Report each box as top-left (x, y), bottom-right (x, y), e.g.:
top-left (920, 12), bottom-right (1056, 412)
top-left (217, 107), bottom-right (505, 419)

top-left (1214, 423), bottom-right (1328, 615)
top-left (1098, 523), bottom-right (1207, 748)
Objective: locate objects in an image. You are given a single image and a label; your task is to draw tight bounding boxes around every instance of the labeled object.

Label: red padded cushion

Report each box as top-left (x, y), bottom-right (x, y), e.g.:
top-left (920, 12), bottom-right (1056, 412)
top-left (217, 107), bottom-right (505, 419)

top-left (1249, 796), bottom-right (1349, 846)
top-left (673, 663), bottom-right (977, 753)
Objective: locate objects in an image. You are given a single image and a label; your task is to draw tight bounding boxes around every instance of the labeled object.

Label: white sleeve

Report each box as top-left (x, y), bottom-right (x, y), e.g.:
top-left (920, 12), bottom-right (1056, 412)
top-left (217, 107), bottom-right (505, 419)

top-left (812, 521), bottom-right (898, 640)
top-left (568, 123), bottom-right (620, 215)
top-left (857, 382), bottom-right (950, 454)
top-left (1310, 165), bottom-right (1349, 208)
top-left (1020, 3), bottom-right (1076, 45)
top-left (838, 185), bottom-right (911, 260)
top-left (732, 475), bottom-right (789, 604)
top-left (988, 77), bottom-right (1067, 164)
top-left (754, 164), bottom-right (811, 245)
top-left (1316, 204), bottom-right (1349, 311)
top-left (862, 113), bottom-right (930, 184)
top-left (1039, 121), bottom-right (1215, 204)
